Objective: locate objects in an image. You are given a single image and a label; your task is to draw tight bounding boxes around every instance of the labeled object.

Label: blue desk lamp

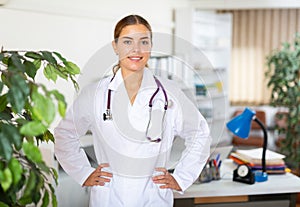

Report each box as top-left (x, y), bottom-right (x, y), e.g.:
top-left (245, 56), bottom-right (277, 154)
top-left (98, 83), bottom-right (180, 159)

top-left (227, 108), bottom-right (268, 182)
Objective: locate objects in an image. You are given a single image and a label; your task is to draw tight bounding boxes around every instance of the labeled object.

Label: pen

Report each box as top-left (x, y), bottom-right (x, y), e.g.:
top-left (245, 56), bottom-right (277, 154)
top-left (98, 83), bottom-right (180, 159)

top-left (218, 160), bottom-right (222, 169)
top-left (216, 153), bottom-right (220, 163)
top-left (213, 159), bottom-right (218, 169)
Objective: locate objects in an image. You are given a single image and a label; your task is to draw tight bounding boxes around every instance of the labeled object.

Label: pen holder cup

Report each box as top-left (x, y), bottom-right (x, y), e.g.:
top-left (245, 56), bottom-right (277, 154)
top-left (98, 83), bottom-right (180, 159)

top-left (198, 166), bottom-right (212, 183)
top-left (198, 165), bottom-right (220, 183)
top-left (211, 166), bottom-right (221, 180)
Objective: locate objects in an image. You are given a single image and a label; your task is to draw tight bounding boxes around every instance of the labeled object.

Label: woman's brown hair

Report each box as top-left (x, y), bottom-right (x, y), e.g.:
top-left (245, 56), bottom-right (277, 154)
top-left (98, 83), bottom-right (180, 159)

top-left (114, 14), bottom-right (152, 42)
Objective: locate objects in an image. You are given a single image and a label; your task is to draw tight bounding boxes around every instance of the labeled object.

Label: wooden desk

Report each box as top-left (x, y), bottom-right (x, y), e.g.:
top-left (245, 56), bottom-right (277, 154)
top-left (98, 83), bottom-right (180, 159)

top-left (174, 160), bottom-right (300, 207)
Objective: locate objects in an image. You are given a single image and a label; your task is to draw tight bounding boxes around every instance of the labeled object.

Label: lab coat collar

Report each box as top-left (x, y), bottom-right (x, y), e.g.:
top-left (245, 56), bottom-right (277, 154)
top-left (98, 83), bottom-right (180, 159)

top-left (107, 68), bottom-right (157, 91)
top-left (140, 68), bottom-right (157, 90)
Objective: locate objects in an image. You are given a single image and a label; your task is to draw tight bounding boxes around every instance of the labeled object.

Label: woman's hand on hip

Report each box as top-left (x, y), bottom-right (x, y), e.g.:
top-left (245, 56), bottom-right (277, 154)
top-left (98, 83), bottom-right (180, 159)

top-left (83, 163), bottom-right (113, 186)
top-left (152, 167), bottom-right (182, 191)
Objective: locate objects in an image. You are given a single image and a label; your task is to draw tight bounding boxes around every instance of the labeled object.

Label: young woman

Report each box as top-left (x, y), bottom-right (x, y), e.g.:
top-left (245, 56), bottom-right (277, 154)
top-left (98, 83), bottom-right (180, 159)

top-left (54, 14), bottom-right (211, 207)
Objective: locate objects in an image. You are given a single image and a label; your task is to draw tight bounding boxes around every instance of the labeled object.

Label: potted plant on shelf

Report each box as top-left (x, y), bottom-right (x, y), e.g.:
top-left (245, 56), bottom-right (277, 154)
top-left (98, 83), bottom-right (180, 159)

top-left (0, 48), bottom-right (80, 206)
top-left (265, 33), bottom-right (300, 175)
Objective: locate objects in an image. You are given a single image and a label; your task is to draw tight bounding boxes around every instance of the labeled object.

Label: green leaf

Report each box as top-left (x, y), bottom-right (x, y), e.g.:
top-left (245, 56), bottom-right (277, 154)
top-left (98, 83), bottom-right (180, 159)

top-left (50, 168), bottom-right (58, 185)
top-left (0, 53), bottom-right (4, 62)
top-left (7, 54), bottom-right (25, 72)
top-left (70, 76), bottom-right (80, 91)
top-left (18, 196), bottom-right (32, 206)
top-left (0, 111), bottom-right (12, 120)
top-left (33, 192), bottom-right (41, 205)
top-left (0, 201), bottom-right (9, 207)
top-left (43, 64), bottom-right (58, 82)
top-left (55, 67), bottom-right (68, 80)
top-left (19, 170), bottom-right (36, 205)
top-left (37, 161), bottom-right (50, 173)
top-left (31, 91), bottom-right (56, 125)
top-left (0, 107), bottom-right (12, 121)
top-left (9, 73), bottom-right (30, 96)
top-left (36, 173), bottom-right (44, 189)
top-left (65, 61), bottom-right (80, 75)
top-left (51, 192), bottom-right (57, 207)
top-left (15, 117), bottom-right (28, 125)
top-left (1, 57), bottom-right (9, 65)
top-left (33, 59), bottom-right (41, 70)
top-left (50, 89), bottom-right (65, 102)
top-left (53, 52), bottom-right (67, 63)
top-left (22, 142), bottom-right (42, 163)
top-left (41, 51), bottom-right (57, 64)
top-left (24, 60), bottom-right (38, 79)
top-left (1, 73), bottom-right (9, 86)
top-left (1, 123), bottom-right (22, 150)
top-left (0, 168), bottom-right (13, 191)
top-left (49, 185), bottom-right (58, 207)
top-left (8, 158), bottom-right (22, 185)
top-left (43, 130), bottom-right (55, 143)
top-left (25, 51), bottom-right (43, 60)
top-left (20, 121), bottom-right (47, 137)
top-left (7, 73), bottom-right (30, 113)
top-left (0, 94), bottom-right (7, 112)
top-left (0, 81), bottom-right (3, 94)
top-left (41, 191), bottom-right (49, 207)
top-left (58, 100), bottom-right (66, 117)
top-left (0, 131), bottom-right (13, 160)
top-left (7, 86), bottom-right (24, 113)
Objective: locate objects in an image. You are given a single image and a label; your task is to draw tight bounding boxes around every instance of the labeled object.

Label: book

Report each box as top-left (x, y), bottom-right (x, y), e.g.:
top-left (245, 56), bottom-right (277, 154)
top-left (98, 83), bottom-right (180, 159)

top-left (230, 152), bottom-right (285, 166)
top-left (234, 148), bottom-right (285, 165)
top-left (229, 148), bottom-right (287, 174)
top-left (229, 154), bottom-right (286, 174)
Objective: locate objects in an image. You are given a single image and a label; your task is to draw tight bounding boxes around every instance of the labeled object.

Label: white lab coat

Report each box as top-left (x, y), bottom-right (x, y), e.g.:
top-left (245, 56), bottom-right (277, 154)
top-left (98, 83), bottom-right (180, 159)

top-left (54, 69), bottom-right (211, 207)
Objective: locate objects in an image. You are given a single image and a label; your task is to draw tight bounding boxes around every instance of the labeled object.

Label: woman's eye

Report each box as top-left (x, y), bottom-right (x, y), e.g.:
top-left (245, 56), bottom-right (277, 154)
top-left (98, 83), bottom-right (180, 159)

top-left (141, 40), bottom-right (150, 45)
top-left (123, 40), bottom-right (132, 45)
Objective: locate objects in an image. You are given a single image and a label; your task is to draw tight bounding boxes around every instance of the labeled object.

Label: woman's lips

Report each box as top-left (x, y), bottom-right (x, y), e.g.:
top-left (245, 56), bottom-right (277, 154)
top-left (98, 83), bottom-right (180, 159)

top-left (128, 56), bottom-right (143, 62)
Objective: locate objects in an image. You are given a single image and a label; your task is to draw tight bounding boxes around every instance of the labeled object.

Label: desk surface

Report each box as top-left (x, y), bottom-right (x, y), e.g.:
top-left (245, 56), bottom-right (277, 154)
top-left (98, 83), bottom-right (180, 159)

top-left (174, 159), bottom-right (300, 199)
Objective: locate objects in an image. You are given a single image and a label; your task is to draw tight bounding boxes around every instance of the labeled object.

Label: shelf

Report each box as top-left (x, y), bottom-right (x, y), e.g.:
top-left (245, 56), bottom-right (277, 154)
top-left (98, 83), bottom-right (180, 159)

top-left (196, 93), bottom-right (227, 101)
top-left (175, 9), bottom-right (231, 143)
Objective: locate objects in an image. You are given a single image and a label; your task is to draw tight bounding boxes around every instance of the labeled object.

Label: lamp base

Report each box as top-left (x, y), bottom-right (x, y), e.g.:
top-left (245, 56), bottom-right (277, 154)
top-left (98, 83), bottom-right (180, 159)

top-left (254, 171), bottom-right (268, 182)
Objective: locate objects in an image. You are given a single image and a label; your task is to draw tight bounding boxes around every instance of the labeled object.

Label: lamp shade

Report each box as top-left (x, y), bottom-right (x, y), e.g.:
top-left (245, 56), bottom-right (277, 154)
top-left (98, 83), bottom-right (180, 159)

top-left (226, 108), bottom-right (256, 138)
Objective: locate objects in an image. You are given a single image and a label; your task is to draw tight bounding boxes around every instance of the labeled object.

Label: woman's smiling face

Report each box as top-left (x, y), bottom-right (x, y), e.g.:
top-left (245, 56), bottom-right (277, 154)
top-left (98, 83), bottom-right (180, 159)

top-left (113, 24), bottom-right (152, 74)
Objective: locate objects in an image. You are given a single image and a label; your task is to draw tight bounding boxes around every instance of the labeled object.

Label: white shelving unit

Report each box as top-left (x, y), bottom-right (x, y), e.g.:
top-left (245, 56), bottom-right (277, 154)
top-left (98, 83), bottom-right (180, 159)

top-left (173, 8), bottom-right (233, 146)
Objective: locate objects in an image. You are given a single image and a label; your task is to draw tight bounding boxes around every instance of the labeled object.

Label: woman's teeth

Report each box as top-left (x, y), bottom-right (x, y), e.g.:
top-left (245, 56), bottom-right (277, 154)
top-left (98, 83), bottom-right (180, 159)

top-left (129, 56), bottom-right (142, 61)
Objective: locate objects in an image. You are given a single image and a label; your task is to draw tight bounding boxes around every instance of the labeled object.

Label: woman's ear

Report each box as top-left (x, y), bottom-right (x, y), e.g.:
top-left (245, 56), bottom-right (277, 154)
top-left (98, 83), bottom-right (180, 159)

top-left (112, 40), bottom-right (118, 55)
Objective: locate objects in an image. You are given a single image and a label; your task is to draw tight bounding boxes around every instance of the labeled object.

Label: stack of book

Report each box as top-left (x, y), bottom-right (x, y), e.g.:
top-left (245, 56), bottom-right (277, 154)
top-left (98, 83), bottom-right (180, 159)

top-left (230, 148), bottom-right (287, 174)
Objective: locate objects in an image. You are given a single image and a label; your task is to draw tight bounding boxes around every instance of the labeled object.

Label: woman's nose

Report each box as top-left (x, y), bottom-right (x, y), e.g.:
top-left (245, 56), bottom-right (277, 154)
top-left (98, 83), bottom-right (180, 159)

top-left (132, 42), bottom-right (141, 52)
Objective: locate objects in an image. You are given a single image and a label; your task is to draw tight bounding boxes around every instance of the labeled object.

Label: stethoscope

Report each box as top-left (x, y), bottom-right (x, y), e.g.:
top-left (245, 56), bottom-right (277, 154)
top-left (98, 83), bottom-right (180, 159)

top-left (103, 74), bottom-right (168, 143)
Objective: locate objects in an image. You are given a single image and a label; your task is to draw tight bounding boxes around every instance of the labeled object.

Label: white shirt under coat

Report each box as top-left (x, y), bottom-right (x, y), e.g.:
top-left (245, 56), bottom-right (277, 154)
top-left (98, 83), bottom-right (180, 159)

top-left (54, 68), bottom-right (211, 207)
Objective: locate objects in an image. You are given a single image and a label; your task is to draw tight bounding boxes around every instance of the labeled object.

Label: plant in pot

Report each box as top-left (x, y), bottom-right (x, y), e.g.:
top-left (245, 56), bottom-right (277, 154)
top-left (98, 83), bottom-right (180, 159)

top-left (266, 33), bottom-right (300, 175)
top-left (0, 48), bottom-right (80, 206)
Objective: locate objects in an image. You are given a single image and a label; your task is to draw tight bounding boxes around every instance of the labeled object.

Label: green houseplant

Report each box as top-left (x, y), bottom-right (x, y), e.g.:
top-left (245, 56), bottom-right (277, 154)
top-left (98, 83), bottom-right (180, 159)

top-left (0, 48), bottom-right (80, 206)
top-left (266, 33), bottom-right (300, 174)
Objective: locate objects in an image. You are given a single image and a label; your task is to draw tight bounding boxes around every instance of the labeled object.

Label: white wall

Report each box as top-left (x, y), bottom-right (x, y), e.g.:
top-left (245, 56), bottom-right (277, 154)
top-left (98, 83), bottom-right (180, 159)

top-left (0, 0), bottom-right (190, 60)
top-left (0, 0), bottom-right (191, 137)
top-left (0, 0), bottom-right (189, 105)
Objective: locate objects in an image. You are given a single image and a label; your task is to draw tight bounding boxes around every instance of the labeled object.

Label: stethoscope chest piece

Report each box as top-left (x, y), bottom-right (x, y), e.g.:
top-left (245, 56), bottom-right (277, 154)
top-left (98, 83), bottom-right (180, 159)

top-left (103, 109), bottom-right (112, 121)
